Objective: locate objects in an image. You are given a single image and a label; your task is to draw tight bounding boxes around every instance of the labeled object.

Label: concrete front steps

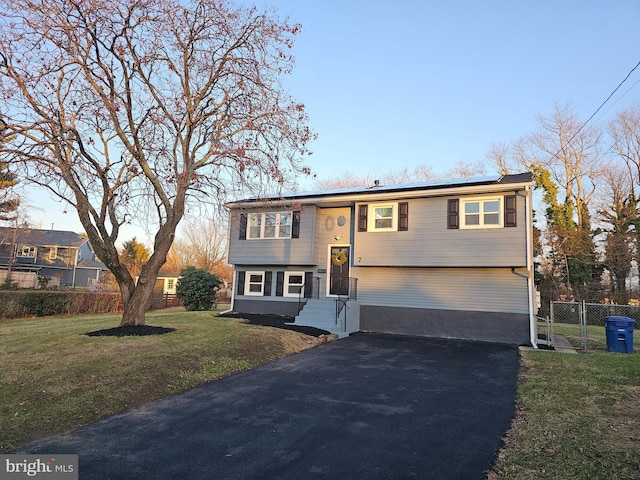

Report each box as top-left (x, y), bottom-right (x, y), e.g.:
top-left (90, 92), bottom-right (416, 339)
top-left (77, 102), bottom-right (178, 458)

top-left (288, 298), bottom-right (350, 338)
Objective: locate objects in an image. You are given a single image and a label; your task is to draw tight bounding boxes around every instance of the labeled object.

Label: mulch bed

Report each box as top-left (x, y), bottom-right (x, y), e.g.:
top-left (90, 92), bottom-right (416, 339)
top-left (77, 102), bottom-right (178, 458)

top-left (85, 325), bottom-right (176, 337)
top-left (221, 312), bottom-right (330, 337)
top-left (84, 313), bottom-right (330, 338)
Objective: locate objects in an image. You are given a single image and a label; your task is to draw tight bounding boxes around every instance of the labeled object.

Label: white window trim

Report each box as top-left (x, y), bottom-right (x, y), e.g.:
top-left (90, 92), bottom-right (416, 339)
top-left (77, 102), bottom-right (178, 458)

top-left (17, 246), bottom-right (36, 258)
top-left (244, 271), bottom-right (265, 296)
top-left (367, 202), bottom-right (398, 232)
top-left (49, 247), bottom-right (58, 260)
top-left (460, 196), bottom-right (503, 229)
top-left (284, 271), bottom-right (305, 298)
top-left (247, 212), bottom-right (293, 239)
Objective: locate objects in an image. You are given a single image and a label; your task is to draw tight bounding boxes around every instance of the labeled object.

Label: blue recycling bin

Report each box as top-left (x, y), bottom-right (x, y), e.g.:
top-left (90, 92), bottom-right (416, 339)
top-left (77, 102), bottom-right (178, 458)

top-left (604, 316), bottom-right (635, 354)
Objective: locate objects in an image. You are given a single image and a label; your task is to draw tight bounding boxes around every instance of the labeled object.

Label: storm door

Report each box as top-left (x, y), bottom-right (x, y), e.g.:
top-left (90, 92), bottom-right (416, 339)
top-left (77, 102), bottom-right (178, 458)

top-left (329, 246), bottom-right (350, 296)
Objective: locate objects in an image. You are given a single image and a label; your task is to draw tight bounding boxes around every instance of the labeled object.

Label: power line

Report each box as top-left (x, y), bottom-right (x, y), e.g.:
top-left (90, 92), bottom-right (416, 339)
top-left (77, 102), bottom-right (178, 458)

top-left (549, 60), bottom-right (640, 162)
top-left (592, 75), bottom-right (640, 126)
top-left (583, 60), bottom-right (640, 129)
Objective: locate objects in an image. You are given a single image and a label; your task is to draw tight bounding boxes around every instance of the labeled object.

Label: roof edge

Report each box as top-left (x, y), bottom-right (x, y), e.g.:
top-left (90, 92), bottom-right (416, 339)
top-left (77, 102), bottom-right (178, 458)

top-left (226, 172), bottom-right (533, 207)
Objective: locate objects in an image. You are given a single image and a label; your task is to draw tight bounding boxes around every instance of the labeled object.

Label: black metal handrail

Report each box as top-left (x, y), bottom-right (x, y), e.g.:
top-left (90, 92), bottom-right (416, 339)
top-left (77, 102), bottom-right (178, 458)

top-left (297, 276), bottom-right (320, 315)
top-left (335, 277), bottom-right (358, 329)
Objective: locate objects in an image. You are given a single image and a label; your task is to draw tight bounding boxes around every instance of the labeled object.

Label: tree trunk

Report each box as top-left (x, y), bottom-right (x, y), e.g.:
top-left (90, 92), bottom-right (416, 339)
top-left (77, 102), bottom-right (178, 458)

top-left (117, 215), bottom-right (183, 327)
top-left (119, 277), bottom-right (155, 326)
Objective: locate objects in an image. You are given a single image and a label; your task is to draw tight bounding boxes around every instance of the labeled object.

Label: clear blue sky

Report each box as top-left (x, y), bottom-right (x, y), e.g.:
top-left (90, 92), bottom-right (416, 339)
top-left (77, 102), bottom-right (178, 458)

top-left (24, 0), bottom-right (640, 238)
top-left (258, 0), bottom-right (640, 189)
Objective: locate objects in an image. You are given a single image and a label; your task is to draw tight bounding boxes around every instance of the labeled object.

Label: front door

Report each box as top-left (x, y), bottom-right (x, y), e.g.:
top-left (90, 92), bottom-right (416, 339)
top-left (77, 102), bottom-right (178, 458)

top-left (329, 246), bottom-right (350, 296)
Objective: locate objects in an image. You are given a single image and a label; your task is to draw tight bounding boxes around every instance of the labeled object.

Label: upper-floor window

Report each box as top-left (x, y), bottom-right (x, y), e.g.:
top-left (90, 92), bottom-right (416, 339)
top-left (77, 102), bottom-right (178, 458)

top-left (369, 204), bottom-right (396, 231)
top-left (17, 246), bottom-right (36, 258)
top-left (461, 197), bottom-right (502, 229)
top-left (167, 279), bottom-right (175, 290)
top-left (358, 202), bottom-right (408, 232)
top-left (49, 247), bottom-right (58, 260)
top-left (448, 195), bottom-right (517, 230)
top-left (248, 212), bottom-right (292, 239)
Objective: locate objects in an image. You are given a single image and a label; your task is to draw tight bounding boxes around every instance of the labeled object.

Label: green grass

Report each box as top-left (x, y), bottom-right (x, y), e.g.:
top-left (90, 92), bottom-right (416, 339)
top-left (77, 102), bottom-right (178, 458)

top-left (5, 310), bottom-right (639, 478)
top-left (0, 307), bottom-right (321, 452)
top-left (549, 322), bottom-right (609, 351)
top-left (491, 330), bottom-right (640, 479)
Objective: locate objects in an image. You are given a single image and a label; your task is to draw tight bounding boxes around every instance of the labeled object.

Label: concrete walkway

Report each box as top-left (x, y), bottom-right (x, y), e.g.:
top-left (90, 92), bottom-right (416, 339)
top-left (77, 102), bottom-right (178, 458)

top-left (18, 334), bottom-right (520, 479)
top-left (553, 334), bottom-right (578, 354)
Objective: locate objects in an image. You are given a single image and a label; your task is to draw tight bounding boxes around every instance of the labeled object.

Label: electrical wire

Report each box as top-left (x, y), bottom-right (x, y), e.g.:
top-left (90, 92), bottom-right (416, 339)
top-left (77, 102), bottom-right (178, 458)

top-left (549, 60), bottom-right (640, 162)
top-left (583, 60), bottom-right (640, 129)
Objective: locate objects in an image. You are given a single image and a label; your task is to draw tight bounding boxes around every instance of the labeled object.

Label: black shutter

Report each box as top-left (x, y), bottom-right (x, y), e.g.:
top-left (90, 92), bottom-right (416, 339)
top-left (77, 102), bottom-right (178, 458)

top-left (275, 271), bottom-right (284, 297)
top-left (236, 271), bottom-right (246, 295)
top-left (239, 213), bottom-right (247, 240)
top-left (505, 195), bottom-right (517, 227)
top-left (398, 202), bottom-right (409, 231)
top-left (263, 271), bottom-right (272, 296)
top-left (447, 199), bottom-right (459, 229)
top-left (358, 204), bottom-right (368, 232)
top-left (304, 271), bottom-right (313, 298)
top-left (292, 211), bottom-right (301, 238)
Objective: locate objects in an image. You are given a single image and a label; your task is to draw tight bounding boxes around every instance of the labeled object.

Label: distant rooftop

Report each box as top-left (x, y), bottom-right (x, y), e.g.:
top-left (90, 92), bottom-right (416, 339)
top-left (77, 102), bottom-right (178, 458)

top-left (0, 226), bottom-right (87, 247)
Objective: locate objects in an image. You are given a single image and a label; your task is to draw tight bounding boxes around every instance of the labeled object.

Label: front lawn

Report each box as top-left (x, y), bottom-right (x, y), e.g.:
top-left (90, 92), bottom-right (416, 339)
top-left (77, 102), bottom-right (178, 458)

top-left (0, 308), bottom-right (322, 452)
top-left (491, 335), bottom-right (640, 479)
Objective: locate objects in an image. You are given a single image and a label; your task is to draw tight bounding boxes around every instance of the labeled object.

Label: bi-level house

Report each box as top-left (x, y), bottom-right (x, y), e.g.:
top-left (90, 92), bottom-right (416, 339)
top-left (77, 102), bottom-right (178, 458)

top-left (225, 173), bottom-right (537, 346)
top-left (0, 227), bottom-right (108, 288)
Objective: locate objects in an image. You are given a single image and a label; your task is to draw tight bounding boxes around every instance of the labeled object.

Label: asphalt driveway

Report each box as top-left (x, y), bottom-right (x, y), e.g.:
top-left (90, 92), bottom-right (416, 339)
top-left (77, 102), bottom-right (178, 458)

top-left (18, 333), bottom-right (520, 479)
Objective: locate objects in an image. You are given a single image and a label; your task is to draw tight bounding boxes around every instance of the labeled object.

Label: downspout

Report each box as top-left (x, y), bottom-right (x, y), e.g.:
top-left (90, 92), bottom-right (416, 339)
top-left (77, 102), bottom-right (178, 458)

top-left (72, 248), bottom-right (78, 288)
top-left (220, 215), bottom-right (234, 316)
top-left (524, 185), bottom-right (538, 348)
top-left (220, 269), bottom-right (236, 315)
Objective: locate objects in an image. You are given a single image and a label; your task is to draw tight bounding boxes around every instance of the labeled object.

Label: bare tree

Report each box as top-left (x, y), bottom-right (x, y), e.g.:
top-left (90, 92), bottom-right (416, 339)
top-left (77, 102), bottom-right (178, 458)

top-left (314, 171), bottom-right (370, 190)
top-left (445, 160), bottom-right (486, 178)
top-left (608, 103), bottom-right (640, 291)
top-left (609, 103), bottom-right (640, 197)
top-left (531, 103), bottom-right (602, 229)
top-left (486, 142), bottom-right (511, 175)
top-left (597, 163), bottom-right (635, 304)
top-left (314, 164), bottom-right (438, 190)
top-left (165, 215), bottom-right (230, 275)
top-left (0, 0), bottom-right (313, 325)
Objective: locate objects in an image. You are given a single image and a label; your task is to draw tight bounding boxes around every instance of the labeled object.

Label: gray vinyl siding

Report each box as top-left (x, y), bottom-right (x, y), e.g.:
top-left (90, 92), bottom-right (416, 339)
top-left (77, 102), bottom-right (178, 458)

top-left (227, 207), bottom-right (317, 265)
top-left (352, 266), bottom-right (529, 314)
top-left (354, 195), bottom-right (527, 267)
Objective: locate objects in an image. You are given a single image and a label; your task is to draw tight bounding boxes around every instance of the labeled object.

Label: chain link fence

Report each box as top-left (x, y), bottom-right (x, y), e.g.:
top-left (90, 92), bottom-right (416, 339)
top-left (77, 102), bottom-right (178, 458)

top-left (549, 301), bottom-right (640, 350)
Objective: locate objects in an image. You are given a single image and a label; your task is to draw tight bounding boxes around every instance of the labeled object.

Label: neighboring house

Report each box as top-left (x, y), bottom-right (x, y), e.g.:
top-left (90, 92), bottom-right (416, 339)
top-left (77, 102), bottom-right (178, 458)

top-left (225, 173), bottom-right (537, 346)
top-left (0, 227), bottom-right (108, 288)
top-left (154, 271), bottom-right (181, 295)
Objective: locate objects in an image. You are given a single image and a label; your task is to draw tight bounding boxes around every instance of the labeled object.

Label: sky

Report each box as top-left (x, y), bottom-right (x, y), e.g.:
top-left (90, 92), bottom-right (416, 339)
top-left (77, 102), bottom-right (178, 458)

top-left (20, 0), bottom-right (640, 241)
